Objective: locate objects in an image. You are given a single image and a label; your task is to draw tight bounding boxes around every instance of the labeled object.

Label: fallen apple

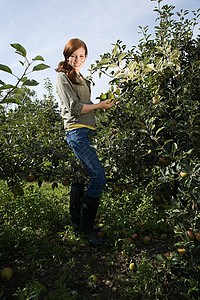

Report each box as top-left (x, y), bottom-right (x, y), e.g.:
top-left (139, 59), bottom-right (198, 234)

top-left (71, 246), bottom-right (78, 253)
top-left (27, 174), bottom-right (35, 182)
top-left (129, 262), bottom-right (136, 271)
top-left (180, 171), bottom-right (188, 178)
top-left (114, 186), bottom-right (121, 193)
top-left (178, 248), bottom-right (187, 256)
top-left (143, 236), bottom-right (151, 242)
top-left (90, 274), bottom-right (98, 284)
top-left (0, 267), bottom-right (13, 281)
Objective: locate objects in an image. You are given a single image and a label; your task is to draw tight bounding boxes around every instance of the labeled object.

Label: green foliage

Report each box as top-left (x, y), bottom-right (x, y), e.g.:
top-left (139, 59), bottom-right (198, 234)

top-left (0, 181), bottom-right (69, 256)
top-left (14, 279), bottom-right (46, 300)
top-left (0, 43), bottom-right (50, 105)
top-left (90, 2), bottom-right (200, 211)
top-left (0, 80), bottom-right (74, 186)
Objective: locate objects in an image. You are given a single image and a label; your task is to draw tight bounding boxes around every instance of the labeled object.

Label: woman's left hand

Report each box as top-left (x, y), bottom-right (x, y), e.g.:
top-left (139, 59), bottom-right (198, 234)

top-left (98, 99), bottom-right (115, 109)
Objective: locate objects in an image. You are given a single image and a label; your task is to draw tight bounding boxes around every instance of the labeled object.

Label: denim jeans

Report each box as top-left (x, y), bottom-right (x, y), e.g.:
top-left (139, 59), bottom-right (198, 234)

top-left (66, 127), bottom-right (107, 198)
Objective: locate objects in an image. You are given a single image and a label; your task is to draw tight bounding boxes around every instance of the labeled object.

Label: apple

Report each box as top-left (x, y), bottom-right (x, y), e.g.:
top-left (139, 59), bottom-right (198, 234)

top-left (107, 93), bottom-right (115, 100)
top-left (27, 174), bottom-right (35, 182)
top-left (100, 93), bottom-right (107, 101)
top-left (180, 171), bottom-right (188, 178)
top-left (196, 233), bottom-right (200, 242)
top-left (71, 246), bottom-right (78, 253)
top-left (114, 88), bottom-right (120, 95)
top-left (0, 267), bottom-right (13, 281)
top-left (114, 186), bottom-right (121, 193)
top-left (98, 231), bottom-right (105, 238)
top-left (129, 263), bottom-right (136, 271)
top-left (178, 248), bottom-right (187, 255)
top-left (143, 236), bottom-right (151, 242)
top-left (156, 157), bottom-right (168, 166)
top-left (186, 230), bottom-right (195, 241)
top-left (90, 274), bottom-right (98, 284)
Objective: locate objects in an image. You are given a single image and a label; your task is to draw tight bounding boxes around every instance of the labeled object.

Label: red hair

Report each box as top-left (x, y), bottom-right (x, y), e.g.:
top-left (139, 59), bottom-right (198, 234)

top-left (55, 38), bottom-right (88, 85)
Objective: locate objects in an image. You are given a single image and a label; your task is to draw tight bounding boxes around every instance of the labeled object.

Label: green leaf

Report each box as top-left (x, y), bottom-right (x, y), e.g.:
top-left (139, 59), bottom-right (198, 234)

top-left (0, 64), bottom-right (12, 74)
top-left (99, 58), bottom-right (110, 65)
top-left (0, 84), bottom-right (15, 90)
top-left (22, 79), bottom-right (39, 86)
top-left (32, 63), bottom-right (50, 71)
top-left (145, 64), bottom-right (155, 72)
top-left (112, 44), bottom-right (119, 57)
top-left (156, 127), bottom-right (165, 136)
top-left (0, 97), bottom-right (22, 105)
top-left (154, 254), bottom-right (168, 262)
top-left (32, 55), bottom-right (44, 61)
top-left (21, 76), bottom-right (28, 83)
top-left (10, 43), bottom-right (27, 57)
top-left (118, 53), bottom-right (127, 61)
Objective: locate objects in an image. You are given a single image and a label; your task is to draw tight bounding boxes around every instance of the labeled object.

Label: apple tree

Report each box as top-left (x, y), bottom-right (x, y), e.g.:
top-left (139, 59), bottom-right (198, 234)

top-left (90, 1), bottom-right (200, 210)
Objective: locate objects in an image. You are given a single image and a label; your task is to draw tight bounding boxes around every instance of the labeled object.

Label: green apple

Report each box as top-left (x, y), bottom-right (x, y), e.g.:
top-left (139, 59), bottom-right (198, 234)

top-left (100, 93), bottom-right (107, 101)
top-left (0, 267), bottom-right (13, 281)
top-left (90, 274), bottom-right (98, 284)
top-left (114, 88), bottom-right (120, 95)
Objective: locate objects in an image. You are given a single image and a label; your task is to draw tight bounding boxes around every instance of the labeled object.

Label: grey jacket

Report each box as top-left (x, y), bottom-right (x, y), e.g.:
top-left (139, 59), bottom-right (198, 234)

top-left (56, 72), bottom-right (96, 129)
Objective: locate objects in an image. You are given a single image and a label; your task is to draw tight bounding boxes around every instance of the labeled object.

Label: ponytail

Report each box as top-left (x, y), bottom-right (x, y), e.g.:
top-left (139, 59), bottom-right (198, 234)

top-left (55, 60), bottom-right (80, 85)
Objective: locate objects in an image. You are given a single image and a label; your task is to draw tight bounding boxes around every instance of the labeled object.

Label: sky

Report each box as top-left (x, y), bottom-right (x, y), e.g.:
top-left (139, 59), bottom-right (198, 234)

top-left (0, 0), bottom-right (199, 103)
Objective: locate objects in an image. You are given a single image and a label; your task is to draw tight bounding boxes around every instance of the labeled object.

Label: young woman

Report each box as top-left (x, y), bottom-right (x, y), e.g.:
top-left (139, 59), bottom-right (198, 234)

top-left (56, 38), bottom-right (114, 246)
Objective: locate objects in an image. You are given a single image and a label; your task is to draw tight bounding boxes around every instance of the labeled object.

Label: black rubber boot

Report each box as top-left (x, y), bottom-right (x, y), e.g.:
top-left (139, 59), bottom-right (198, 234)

top-left (80, 195), bottom-right (104, 247)
top-left (69, 189), bottom-right (84, 227)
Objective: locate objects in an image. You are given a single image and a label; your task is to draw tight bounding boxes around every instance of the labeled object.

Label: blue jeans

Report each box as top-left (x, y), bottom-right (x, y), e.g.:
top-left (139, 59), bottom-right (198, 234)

top-left (66, 128), bottom-right (107, 198)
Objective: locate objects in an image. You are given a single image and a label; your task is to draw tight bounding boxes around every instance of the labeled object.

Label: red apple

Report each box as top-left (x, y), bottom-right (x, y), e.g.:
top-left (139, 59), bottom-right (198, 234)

top-left (186, 230), bottom-right (195, 241)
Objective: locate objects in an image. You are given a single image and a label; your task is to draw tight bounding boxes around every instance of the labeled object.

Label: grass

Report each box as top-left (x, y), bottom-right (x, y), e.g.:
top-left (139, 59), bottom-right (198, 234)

top-left (0, 180), bottom-right (199, 299)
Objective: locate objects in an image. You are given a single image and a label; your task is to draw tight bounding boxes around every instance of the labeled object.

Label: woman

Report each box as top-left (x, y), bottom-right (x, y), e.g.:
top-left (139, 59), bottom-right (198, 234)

top-left (56, 38), bottom-right (114, 246)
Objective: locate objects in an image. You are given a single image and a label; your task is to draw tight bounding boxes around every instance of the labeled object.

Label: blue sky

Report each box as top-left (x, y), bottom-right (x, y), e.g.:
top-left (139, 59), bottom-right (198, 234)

top-left (0, 0), bottom-right (199, 103)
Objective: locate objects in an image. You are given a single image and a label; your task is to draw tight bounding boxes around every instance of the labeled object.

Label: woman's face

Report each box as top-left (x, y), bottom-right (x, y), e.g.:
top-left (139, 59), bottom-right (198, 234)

top-left (68, 47), bottom-right (87, 73)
